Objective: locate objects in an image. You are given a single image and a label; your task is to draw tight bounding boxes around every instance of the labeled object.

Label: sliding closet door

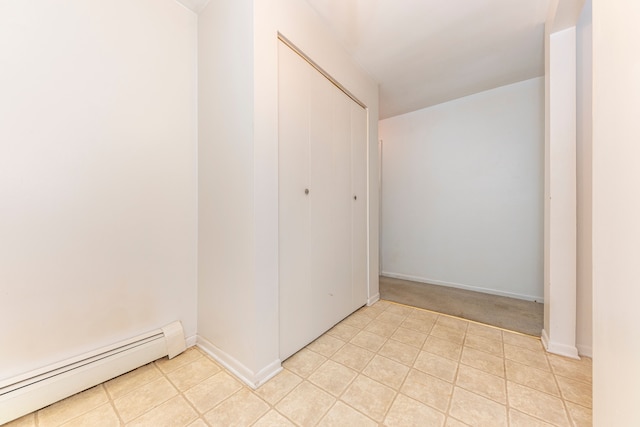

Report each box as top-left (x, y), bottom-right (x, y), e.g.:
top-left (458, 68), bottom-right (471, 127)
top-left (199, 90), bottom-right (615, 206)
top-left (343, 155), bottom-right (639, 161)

top-left (351, 103), bottom-right (368, 307)
top-left (278, 41), bottom-right (313, 360)
top-left (309, 74), bottom-right (353, 329)
top-left (278, 40), bottom-right (367, 360)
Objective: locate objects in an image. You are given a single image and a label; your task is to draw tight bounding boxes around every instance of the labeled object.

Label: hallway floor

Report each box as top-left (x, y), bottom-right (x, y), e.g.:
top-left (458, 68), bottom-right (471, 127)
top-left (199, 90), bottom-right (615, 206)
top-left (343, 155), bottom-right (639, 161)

top-left (380, 276), bottom-right (544, 336)
top-left (7, 301), bottom-right (592, 427)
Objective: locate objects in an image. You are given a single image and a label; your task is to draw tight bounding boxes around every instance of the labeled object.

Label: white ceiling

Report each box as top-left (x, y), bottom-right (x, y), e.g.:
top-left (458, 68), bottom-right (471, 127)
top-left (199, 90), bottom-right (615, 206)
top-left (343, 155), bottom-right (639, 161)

top-left (175, 0), bottom-right (210, 13)
top-left (305, 0), bottom-right (552, 119)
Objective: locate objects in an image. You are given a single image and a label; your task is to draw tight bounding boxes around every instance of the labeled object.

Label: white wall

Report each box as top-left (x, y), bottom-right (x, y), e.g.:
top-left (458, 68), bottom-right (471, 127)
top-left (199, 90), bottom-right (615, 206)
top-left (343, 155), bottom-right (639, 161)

top-left (543, 26), bottom-right (579, 358)
top-left (379, 78), bottom-right (544, 301)
top-left (0, 0), bottom-right (198, 381)
top-left (197, 0), bottom-right (379, 387)
top-left (576, 0), bottom-right (592, 357)
top-left (197, 0), bottom-right (261, 382)
top-left (592, 0), bottom-right (640, 424)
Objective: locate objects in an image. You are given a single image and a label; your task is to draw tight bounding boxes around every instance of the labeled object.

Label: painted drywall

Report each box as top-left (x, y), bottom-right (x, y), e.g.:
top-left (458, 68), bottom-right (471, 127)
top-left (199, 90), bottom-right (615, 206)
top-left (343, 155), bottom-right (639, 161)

top-left (550, 0), bottom-right (587, 32)
top-left (542, 26), bottom-right (579, 358)
top-left (197, 0), bottom-right (379, 386)
top-left (592, 0), bottom-right (640, 424)
top-left (576, 0), bottom-right (592, 357)
top-left (197, 0), bottom-right (262, 382)
top-left (0, 0), bottom-right (198, 381)
top-left (379, 78), bottom-right (544, 301)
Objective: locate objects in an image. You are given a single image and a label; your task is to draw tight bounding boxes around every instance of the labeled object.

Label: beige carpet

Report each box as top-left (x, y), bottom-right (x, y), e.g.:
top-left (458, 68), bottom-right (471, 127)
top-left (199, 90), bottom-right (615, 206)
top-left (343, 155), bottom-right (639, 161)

top-left (379, 276), bottom-right (543, 336)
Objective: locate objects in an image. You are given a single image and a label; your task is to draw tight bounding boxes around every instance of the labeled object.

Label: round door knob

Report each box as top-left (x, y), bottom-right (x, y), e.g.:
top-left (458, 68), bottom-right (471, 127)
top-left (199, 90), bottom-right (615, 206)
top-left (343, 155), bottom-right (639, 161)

top-left (305, 188), bottom-right (309, 195)
top-left (353, 195), bottom-right (357, 200)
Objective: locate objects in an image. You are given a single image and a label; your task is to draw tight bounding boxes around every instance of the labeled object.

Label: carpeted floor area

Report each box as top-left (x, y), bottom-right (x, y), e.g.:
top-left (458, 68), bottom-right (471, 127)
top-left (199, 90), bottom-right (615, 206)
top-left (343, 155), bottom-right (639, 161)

top-left (379, 276), bottom-right (543, 336)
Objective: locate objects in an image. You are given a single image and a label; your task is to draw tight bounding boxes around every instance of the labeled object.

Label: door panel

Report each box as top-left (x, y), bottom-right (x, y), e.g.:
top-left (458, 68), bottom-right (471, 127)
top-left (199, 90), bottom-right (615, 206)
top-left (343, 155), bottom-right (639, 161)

top-left (308, 67), bottom-right (335, 339)
top-left (278, 40), bottom-right (368, 360)
top-left (278, 42), bottom-right (312, 360)
top-left (351, 104), bottom-right (368, 307)
top-left (331, 90), bottom-right (355, 323)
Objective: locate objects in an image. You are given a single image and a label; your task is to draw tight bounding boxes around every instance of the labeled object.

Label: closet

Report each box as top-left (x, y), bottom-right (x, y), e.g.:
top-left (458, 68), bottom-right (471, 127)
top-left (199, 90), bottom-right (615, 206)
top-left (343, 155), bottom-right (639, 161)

top-left (278, 39), bottom-right (368, 360)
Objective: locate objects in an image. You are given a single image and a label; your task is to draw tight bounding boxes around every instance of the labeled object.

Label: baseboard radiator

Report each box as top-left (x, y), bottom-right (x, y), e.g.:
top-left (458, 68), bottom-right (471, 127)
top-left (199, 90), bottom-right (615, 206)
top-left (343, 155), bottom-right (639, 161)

top-left (0, 321), bottom-right (186, 425)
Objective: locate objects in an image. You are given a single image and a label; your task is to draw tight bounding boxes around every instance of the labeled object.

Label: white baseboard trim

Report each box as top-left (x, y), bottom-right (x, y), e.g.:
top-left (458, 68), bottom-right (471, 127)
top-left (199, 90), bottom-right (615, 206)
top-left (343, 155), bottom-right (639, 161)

top-left (185, 335), bottom-right (198, 348)
top-left (541, 329), bottom-right (580, 359)
top-left (541, 329), bottom-right (549, 351)
top-left (367, 293), bottom-right (380, 306)
top-left (577, 344), bottom-right (592, 358)
top-left (381, 271), bottom-right (544, 303)
top-left (196, 336), bottom-right (282, 389)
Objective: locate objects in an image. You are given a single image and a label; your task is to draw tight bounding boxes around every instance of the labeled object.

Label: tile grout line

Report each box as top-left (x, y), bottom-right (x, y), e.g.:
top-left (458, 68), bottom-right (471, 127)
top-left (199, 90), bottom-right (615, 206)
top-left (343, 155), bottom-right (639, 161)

top-left (322, 302), bottom-right (400, 425)
top-left (123, 370), bottom-right (179, 425)
top-left (548, 353), bottom-right (577, 427)
top-left (385, 304), bottom-right (449, 423)
top-left (261, 373), bottom-right (298, 427)
top-left (17, 299), bottom-right (590, 427)
top-left (105, 380), bottom-right (126, 427)
top-left (43, 383), bottom-right (115, 427)
top-left (505, 336), bottom-right (583, 426)
top-left (499, 328), bottom-right (507, 425)
top-left (384, 299), bottom-right (543, 339)
top-left (372, 305), bottom-right (411, 425)
top-left (502, 328), bottom-right (511, 426)
top-left (177, 347), bottom-right (282, 426)
top-left (222, 304), bottom-right (580, 425)
top-left (305, 310), bottom-right (383, 424)
top-left (371, 303), bottom-right (406, 424)
top-left (444, 313), bottom-right (469, 425)
top-left (210, 304), bottom-right (576, 426)
top-left (389, 308), bottom-right (448, 423)
top-left (106, 378), bottom-right (126, 426)
top-left (154, 358), bottom-right (205, 426)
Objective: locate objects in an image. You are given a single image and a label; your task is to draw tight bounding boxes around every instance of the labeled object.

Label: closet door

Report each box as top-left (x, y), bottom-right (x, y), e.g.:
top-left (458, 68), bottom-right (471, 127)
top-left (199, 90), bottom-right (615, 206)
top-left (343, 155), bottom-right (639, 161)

top-left (278, 40), bottom-right (367, 360)
top-left (309, 74), bottom-right (353, 329)
top-left (278, 41), bottom-right (313, 361)
top-left (351, 103), bottom-right (368, 308)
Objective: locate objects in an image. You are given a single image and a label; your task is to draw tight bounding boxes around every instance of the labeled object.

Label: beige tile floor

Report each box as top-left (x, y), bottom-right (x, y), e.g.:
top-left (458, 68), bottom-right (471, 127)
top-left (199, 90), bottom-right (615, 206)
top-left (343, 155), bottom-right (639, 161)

top-left (6, 300), bottom-right (592, 427)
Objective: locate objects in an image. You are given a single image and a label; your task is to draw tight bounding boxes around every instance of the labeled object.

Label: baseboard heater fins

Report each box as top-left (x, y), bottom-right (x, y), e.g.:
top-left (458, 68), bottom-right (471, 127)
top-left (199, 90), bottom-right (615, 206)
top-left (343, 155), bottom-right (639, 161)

top-left (0, 321), bottom-right (186, 424)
